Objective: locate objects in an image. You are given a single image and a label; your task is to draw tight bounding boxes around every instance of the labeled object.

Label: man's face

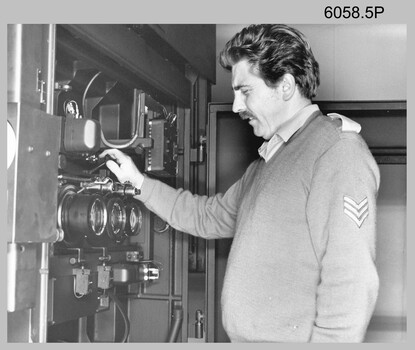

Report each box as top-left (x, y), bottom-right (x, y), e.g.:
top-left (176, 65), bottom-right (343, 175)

top-left (231, 59), bottom-right (284, 140)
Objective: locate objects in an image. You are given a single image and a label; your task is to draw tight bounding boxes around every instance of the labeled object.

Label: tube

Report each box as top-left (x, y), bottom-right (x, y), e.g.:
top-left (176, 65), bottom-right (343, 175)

top-left (166, 306), bottom-right (183, 343)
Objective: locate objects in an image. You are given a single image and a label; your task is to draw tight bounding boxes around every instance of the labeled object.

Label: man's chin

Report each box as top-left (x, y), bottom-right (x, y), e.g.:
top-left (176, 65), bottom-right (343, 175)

top-left (251, 128), bottom-right (265, 139)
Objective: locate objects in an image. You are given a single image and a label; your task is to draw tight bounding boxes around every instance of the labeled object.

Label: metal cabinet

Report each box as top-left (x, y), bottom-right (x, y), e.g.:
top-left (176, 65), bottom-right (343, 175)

top-left (7, 24), bottom-right (215, 343)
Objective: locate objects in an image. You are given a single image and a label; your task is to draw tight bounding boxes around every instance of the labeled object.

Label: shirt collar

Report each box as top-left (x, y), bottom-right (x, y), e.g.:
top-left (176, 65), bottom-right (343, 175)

top-left (277, 104), bottom-right (320, 142)
top-left (258, 104), bottom-right (320, 161)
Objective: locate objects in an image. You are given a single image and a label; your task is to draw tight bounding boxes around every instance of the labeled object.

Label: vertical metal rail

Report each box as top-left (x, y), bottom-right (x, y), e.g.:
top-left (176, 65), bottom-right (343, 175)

top-left (180, 106), bottom-right (191, 342)
top-left (38, 24), bottom-right (57, 343)
top-left (206, 105), bottom-right (217, 342)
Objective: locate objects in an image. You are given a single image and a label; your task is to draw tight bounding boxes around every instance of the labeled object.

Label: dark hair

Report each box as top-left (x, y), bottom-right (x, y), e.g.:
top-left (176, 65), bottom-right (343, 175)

top-left (219, 24), bottom-right (320, 99)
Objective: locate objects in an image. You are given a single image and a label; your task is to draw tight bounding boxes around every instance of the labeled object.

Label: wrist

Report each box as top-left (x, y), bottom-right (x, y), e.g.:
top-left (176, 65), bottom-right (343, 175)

top-left (133, 173), bottom-right (144, 190)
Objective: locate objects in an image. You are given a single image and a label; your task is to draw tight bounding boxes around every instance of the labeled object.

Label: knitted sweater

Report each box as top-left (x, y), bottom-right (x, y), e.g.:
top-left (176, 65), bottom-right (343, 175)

top-left (137, 110), bottom-right (380, 342)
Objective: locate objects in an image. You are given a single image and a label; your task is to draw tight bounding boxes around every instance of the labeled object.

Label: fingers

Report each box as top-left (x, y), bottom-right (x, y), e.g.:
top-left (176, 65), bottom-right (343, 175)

top-left (99, 149), bottom-right (143, 188)
top-left (105, 159), bottom-right (124, 181)
top-left (99, 149), bottom-right (129, 163)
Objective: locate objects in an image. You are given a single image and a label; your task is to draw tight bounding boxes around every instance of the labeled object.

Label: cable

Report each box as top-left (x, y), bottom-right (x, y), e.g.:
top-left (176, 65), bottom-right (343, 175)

top-left (108, 290), bottom-right (130, 343)
top-left (82, 71), bottom-right (102, 117)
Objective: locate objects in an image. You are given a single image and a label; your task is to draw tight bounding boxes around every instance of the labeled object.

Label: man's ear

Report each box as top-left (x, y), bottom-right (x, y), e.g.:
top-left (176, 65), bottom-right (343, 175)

top-left (281, 73), bottom-right (296, 101)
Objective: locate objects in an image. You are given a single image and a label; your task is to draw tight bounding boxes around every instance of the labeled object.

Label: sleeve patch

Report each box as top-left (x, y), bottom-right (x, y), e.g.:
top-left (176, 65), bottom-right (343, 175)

top-left (343, 195), bottom-right (369, 228)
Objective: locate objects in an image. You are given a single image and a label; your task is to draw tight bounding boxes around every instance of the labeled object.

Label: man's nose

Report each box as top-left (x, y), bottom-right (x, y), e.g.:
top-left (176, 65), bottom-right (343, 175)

top-left (232, 93), bottom-right (245, 114)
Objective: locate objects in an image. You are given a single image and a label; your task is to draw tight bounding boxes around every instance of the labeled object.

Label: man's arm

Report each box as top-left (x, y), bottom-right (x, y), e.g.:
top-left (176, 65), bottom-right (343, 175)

top-left (306, 135), bottom-right (380, 342)
top-left (136, 175), bottom-right (242, 239)
top-left (100, 149), bottom-right (243, 239)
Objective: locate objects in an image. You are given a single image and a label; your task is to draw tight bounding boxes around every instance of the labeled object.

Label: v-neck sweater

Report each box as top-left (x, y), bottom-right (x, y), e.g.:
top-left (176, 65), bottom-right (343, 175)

top-left (136, 110), bottom-right (380, 342)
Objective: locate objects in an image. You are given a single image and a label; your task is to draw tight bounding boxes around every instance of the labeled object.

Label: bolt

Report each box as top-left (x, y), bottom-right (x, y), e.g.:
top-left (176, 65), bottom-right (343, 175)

top-left (45, 150), bottom-right (51, 157)
top-left (27, 146), bottom-right (34, 152)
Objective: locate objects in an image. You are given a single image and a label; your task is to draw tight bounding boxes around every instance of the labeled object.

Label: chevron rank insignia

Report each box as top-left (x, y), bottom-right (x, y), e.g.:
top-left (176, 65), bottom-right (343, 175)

top-left (343, 196), bottom-right (369, 228)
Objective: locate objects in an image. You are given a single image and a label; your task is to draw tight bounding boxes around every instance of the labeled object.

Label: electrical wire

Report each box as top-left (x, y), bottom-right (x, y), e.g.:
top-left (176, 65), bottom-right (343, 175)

top-left (108, 290), bottom-right (130, 343)
top-left (82, 71), bottom-right (102, 117)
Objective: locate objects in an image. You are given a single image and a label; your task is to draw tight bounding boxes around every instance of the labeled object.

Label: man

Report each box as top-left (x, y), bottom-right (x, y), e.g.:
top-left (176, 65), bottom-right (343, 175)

top-left (101, 24), bottom-right (380, 342)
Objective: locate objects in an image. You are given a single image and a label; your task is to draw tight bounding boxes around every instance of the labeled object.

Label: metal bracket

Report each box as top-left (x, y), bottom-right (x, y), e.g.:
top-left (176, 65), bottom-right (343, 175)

top-left (37, 69), bottom-right (46, 105)
top-left (67, 248), bottom-right (85, 266)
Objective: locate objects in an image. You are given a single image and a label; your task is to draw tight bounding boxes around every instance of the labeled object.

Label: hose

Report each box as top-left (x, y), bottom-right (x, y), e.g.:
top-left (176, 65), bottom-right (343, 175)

top-left (108, 290), bottom-right (130, 343)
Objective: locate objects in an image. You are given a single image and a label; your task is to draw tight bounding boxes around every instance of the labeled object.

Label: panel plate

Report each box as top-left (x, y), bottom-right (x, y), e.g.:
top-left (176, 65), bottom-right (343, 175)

top-left (8, 102), bottom-right (62, 242)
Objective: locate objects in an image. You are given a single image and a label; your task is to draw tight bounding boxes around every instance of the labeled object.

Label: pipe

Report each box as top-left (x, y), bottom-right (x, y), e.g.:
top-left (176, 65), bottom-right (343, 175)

top-left (166, 306), bottom-right (183, 343)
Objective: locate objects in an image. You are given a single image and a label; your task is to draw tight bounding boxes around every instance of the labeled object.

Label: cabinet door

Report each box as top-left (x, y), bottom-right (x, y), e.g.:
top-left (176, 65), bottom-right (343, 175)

top-left (8, 24), bottom-right (61, 244)
top-left (8, 24), bottom-right (59, 343)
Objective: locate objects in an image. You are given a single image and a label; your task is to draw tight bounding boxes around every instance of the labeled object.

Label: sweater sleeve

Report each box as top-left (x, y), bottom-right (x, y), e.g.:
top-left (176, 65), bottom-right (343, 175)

top-left (307, 134), bottom-right (380, 342)
top-left (133, 169), bottom-right (248, 239)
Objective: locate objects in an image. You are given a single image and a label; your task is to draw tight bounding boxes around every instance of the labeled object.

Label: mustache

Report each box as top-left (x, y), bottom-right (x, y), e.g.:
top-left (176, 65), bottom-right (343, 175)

top-left (240, 111), bottom-right (255, 120)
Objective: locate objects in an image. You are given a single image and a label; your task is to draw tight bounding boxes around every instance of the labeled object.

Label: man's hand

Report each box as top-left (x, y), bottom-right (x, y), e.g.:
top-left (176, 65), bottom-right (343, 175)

top-left (99, 149), bottom-right (144, 189)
